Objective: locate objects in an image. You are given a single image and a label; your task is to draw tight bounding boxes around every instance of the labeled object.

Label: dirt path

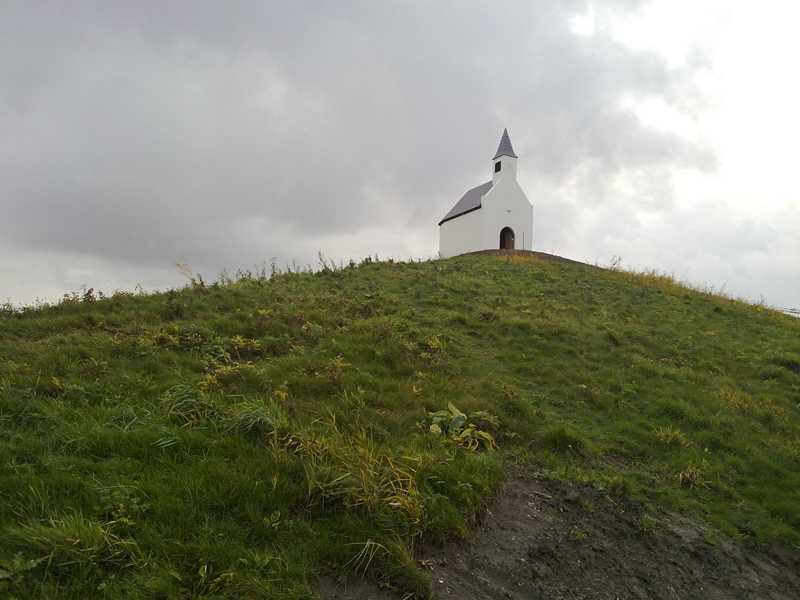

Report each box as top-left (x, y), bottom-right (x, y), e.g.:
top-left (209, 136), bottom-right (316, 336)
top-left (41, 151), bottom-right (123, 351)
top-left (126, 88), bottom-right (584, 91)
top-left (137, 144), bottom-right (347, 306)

top-left (320, 474), bottom-right (800, 599)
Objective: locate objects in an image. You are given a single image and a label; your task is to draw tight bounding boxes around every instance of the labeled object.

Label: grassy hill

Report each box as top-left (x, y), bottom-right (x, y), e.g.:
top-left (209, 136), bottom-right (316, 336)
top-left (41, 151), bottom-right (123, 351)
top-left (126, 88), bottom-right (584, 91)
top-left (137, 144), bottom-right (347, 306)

top-left (1, 253), bottom-right (799, 598)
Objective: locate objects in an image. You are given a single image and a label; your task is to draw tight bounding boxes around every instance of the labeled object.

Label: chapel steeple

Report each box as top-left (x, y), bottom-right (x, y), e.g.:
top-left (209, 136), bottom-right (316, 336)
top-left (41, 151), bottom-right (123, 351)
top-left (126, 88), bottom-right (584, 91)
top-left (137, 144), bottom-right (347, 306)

top-left (491, 128), bottom-right (518, 182)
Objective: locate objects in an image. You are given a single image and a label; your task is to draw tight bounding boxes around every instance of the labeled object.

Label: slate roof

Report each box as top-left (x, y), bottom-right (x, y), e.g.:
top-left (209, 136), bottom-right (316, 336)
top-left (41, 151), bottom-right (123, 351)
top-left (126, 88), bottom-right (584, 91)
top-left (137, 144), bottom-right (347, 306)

top-left (492, 128), bottom-right (518, 160)
top-left (438, 180), bottom-right (493, 226)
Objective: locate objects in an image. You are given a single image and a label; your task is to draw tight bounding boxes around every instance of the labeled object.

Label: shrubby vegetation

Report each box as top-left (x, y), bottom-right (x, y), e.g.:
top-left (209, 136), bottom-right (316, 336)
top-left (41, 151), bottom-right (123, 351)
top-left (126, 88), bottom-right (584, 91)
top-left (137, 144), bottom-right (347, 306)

top-left (1, 253), bottom-right (799, 597)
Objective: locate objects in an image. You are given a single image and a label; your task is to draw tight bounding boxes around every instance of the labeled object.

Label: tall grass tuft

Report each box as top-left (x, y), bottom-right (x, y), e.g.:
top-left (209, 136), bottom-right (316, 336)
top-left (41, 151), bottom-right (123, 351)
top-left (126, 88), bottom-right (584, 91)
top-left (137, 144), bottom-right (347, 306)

top-left (289, 427), bottom-right (424, 531)
top-left (6, 514), bottom-right (145, 575)
top-left (225, 396), bottom-right (289, 437)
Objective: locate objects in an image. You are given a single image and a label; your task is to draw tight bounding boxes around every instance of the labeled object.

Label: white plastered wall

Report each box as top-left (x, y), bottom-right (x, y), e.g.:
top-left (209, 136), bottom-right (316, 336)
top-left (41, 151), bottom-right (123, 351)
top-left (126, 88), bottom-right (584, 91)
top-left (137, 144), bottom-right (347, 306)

top-left (439, 207), bottom-right (482, 257)
top-left (479, 170), bottom-right (533, 251)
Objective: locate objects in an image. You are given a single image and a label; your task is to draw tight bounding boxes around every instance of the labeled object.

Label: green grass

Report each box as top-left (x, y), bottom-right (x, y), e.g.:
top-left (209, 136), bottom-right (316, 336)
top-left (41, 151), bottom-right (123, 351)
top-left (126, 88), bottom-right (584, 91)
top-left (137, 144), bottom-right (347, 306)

top-left (1, 253), bottom-right (799, 597)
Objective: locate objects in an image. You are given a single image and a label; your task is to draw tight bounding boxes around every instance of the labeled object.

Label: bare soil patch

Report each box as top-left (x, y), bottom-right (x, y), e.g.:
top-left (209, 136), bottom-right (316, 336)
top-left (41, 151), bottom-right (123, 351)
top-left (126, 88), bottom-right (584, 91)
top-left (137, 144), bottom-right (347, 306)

top-left (421, 474), bottom-right (800, 599)
top-left (320, 473), bottom-right (800, 599)
top-left (461, 249), bottom-right (593, 266)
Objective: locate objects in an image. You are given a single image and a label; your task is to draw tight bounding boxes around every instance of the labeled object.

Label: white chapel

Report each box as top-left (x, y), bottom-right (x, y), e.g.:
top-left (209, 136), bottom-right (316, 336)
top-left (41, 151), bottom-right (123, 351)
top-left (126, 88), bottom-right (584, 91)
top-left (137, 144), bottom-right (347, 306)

top-left (438, 129), bottom-right (533, 257)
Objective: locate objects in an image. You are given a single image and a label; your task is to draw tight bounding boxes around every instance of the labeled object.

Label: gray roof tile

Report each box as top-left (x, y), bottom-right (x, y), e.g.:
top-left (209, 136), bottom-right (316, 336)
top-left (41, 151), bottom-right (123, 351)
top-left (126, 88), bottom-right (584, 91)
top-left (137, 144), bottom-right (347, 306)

top-left (492, 128), bottom-right (518, 159)
top-left (438, 180), bottom-right (493, 226)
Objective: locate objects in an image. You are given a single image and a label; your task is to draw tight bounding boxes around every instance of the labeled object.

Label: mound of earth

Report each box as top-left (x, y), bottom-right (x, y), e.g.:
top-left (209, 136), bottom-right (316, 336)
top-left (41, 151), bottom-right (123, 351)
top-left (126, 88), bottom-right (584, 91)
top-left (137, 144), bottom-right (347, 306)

top-left (321, 473), bottom-right (800, 599)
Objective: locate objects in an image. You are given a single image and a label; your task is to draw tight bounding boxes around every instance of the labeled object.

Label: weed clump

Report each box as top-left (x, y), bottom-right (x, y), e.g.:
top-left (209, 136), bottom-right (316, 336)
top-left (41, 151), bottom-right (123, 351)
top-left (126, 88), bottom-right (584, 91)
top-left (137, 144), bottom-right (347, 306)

top-left (678, 464), bottom-right (703, 489)
top-left (199, 362), bottom-right (266, 393)
top-left (228, 335), bottom-right (264, 360)
top-left (425, 402), bottom-right (498, 451)
top-left (654, 425), bottom-right (691, 448)
top-left (638, 513), bottom-right (658, 535)
top-left (568, 525), bottom-right (589, 541)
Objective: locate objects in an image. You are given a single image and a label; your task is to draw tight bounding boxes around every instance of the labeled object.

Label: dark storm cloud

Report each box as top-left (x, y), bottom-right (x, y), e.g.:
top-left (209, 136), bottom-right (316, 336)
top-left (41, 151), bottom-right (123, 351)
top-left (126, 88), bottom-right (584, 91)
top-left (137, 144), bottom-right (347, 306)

top-left (1, 1), bottom-right (724, 302)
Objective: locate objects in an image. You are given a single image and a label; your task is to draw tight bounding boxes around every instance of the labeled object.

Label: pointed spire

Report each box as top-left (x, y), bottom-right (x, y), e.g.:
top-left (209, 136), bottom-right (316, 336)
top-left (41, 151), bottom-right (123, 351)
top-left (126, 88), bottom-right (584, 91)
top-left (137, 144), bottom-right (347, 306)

top-left (492, 128), bottom-right (518, 160)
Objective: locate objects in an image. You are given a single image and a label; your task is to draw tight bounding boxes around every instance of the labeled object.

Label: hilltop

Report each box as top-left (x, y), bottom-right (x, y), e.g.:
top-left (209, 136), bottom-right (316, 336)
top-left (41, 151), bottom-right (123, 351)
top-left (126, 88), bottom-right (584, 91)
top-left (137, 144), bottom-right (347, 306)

top-left (1, 253), bottom-right (799, 598)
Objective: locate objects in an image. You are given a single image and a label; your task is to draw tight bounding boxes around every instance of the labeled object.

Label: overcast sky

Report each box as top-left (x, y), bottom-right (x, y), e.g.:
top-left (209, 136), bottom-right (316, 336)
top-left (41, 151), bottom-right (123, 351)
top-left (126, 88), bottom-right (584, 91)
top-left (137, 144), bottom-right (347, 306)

top-left (2, 1), bottom-right (798, 308)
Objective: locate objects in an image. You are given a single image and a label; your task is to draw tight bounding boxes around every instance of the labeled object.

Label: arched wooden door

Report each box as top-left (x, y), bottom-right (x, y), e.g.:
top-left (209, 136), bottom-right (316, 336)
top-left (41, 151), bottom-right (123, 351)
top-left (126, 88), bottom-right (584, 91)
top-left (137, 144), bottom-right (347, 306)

top-left (500, 227), bottom-right (515, 250)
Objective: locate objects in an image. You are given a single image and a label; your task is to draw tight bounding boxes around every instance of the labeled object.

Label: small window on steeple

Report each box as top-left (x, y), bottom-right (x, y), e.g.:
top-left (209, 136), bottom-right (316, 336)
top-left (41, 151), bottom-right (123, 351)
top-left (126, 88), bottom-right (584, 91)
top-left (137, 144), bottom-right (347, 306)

top-left (494, 161), bottom-right (501, 173)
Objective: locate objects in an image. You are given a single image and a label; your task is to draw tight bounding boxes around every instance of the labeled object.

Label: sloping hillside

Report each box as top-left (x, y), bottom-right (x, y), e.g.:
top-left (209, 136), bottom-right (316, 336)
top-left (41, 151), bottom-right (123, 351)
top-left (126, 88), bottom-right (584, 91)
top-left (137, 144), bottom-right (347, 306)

top-left (1, 253), bottom-right (799, 598)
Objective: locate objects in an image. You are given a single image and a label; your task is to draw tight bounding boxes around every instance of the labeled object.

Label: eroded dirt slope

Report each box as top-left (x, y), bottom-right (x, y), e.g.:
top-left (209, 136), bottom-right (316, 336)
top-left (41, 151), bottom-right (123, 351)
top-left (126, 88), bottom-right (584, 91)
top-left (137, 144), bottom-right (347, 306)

top-left (322, 474), bottom-right (800, 600)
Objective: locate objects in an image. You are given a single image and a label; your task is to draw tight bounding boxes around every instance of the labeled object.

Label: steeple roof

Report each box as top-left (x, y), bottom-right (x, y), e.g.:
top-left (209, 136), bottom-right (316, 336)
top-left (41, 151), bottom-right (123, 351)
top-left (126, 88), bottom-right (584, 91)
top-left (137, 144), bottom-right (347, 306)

top-left (492, 128), bottom-right (518, 160)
